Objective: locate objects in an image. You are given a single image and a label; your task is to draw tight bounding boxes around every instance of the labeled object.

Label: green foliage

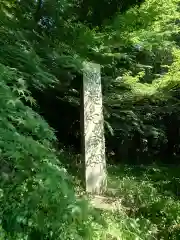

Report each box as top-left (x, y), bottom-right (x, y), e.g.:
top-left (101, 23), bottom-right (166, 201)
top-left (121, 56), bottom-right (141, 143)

top-left (107, 165), bottom-right (180, 239)
top-left (0, 2), bottom-right (93, 239)
top-left (100, 0), bottom-right (180, 163)
top-left (72, 164), bottom-right (180, 239)
top-left (0, 62), bottom-right (94, 239)
top-left (1, 0), bottom-right (180, 238)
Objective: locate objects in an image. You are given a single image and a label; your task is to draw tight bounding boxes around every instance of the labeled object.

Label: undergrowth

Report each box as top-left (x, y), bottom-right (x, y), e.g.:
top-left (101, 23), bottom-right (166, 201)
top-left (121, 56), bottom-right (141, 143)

top-left (74, 164), bottom-right (180, 240)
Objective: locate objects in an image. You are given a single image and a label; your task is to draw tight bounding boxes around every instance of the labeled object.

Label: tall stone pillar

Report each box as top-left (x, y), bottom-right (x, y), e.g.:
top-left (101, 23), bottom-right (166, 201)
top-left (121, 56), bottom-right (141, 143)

top-left (82, 62), bottom-right (107, 194)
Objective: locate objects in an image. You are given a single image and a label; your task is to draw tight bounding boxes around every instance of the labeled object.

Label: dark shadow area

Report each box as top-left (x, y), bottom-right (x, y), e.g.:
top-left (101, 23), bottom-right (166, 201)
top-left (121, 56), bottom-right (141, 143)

top-left (30, 85), bottom-right (81, 154)
top-left (75, 0), bottom-right (145, 27)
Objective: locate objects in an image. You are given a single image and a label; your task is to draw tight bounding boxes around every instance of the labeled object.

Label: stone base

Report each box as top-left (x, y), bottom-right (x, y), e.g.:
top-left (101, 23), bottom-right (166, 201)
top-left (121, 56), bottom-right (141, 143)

top-left (89, 195), bottom-right (122, 211)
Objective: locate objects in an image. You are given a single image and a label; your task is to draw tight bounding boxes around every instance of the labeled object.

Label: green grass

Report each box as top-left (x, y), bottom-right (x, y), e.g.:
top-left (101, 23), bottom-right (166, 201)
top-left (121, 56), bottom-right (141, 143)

top-left (75, 164), bottom-right (180, 239)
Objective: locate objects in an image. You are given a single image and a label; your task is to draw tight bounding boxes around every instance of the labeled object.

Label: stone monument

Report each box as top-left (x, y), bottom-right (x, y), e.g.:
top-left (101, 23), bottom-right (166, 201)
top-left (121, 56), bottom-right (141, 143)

top-left (82, 62), bottom-right (107, 194)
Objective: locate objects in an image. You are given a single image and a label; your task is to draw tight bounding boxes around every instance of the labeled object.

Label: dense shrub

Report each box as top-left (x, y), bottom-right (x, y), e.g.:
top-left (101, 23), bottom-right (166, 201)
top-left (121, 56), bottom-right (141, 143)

top-left (0, 63), bottom-right (93, 239)
top-left (0, 4), bottom-right (91, 238)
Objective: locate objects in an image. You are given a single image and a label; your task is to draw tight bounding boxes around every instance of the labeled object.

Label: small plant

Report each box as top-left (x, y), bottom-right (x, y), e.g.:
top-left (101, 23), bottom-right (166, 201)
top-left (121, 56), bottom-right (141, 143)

top-left (106, 165), bottom-right (180, 239)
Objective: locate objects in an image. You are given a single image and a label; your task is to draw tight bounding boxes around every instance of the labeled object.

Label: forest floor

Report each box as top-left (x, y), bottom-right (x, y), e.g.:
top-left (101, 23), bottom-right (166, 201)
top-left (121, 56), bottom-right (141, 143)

top-left (74, 164), bottom-right (180, 239)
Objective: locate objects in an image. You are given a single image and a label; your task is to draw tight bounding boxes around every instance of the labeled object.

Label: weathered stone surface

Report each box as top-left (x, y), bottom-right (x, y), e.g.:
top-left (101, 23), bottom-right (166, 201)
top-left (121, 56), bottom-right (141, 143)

top-left (82, 62), bottom-right (107, 194)
top-left (89, 195), bottom-right (122, 211)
